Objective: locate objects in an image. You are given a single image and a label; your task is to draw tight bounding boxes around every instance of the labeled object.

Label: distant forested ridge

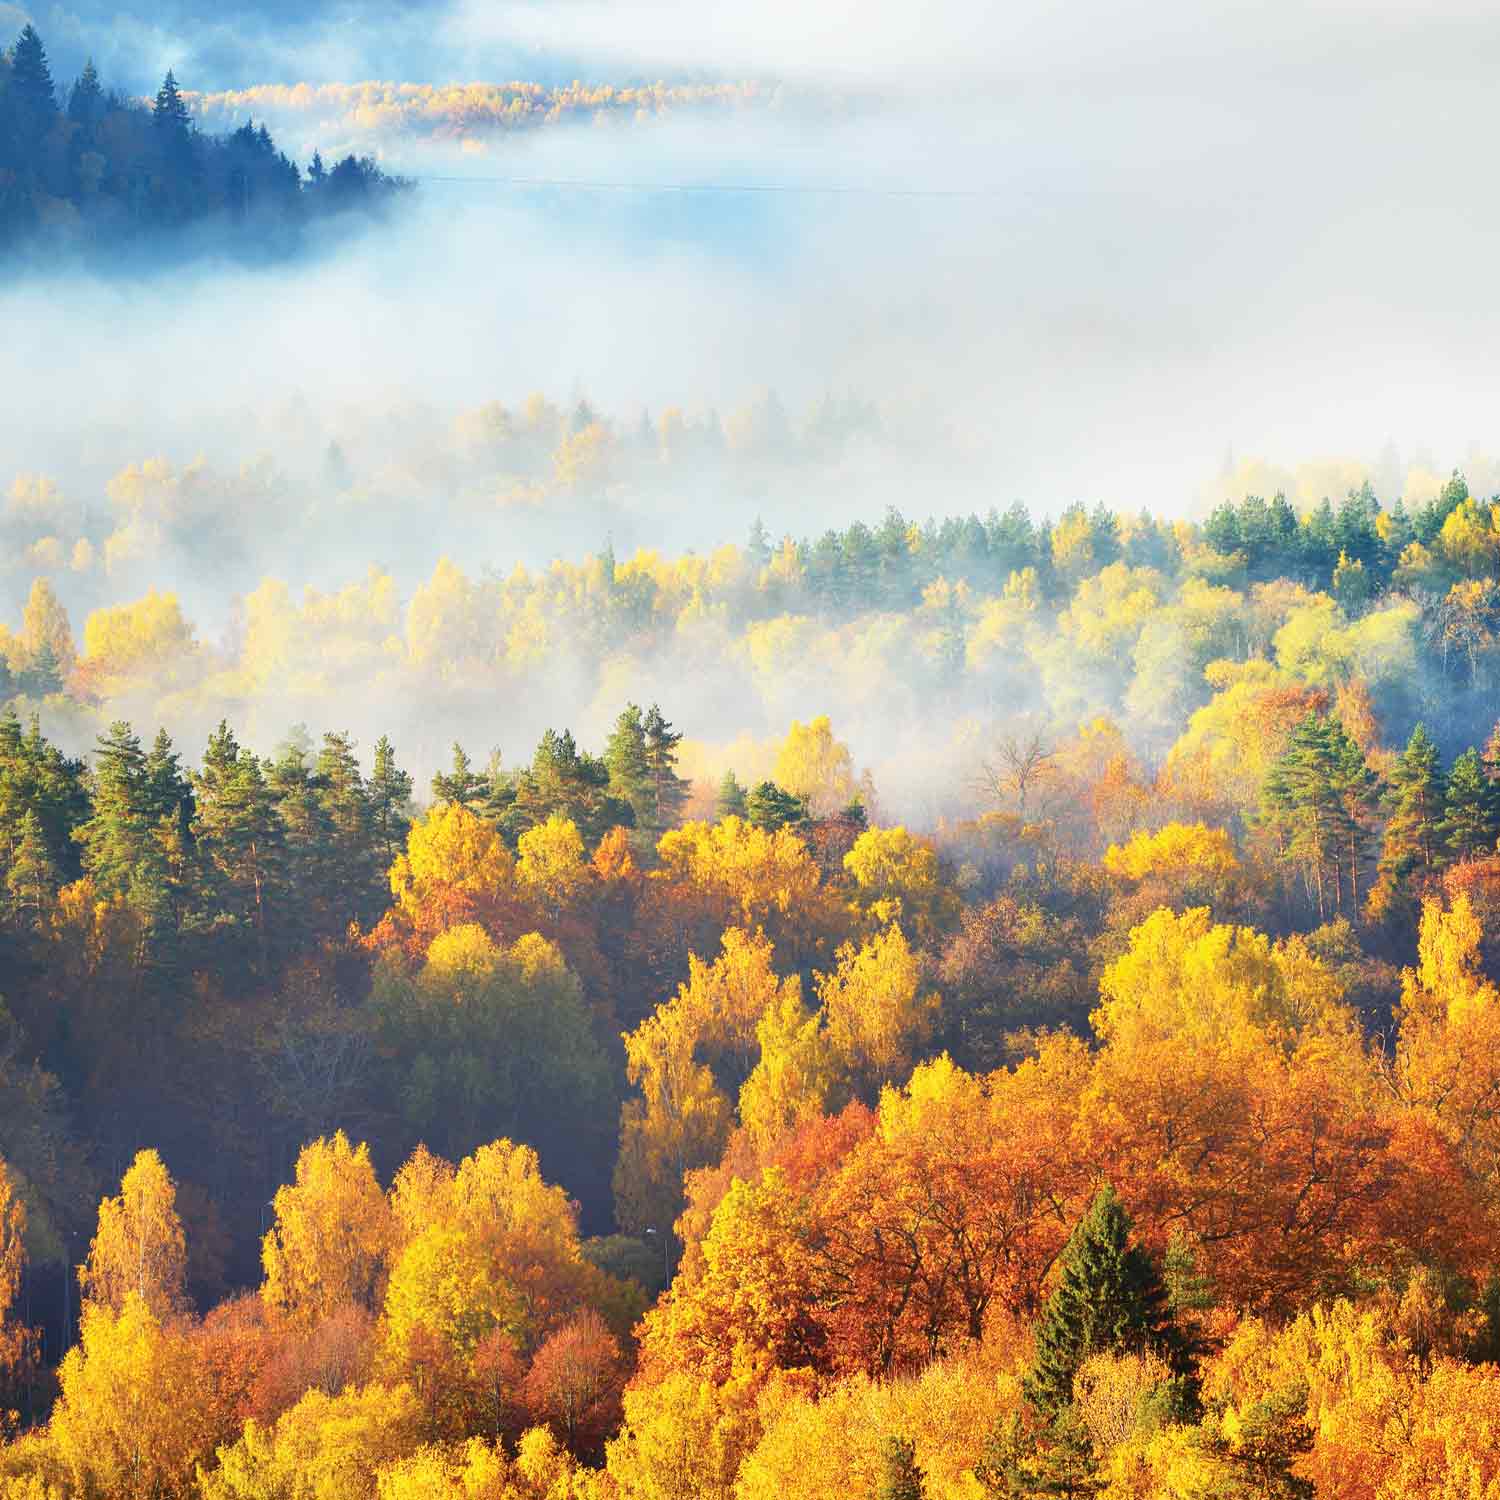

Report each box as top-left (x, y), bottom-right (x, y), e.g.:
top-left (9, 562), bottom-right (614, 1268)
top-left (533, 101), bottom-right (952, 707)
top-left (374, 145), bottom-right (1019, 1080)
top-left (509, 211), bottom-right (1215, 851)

top-left (0, 24), bottom-right (407, 259)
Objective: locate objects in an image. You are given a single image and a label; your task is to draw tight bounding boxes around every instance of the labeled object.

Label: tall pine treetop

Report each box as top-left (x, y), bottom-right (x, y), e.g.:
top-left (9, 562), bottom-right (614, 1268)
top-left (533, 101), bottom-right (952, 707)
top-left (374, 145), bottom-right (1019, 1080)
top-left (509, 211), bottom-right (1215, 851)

top-left (1443, 745), bottom-right (1500, 861)
top-left (153, 68), bottom-right (192, 154)
top-left (1380, 721), bottom-right (1447, 878)
top-left (68, 58), bottom-right (103, 125)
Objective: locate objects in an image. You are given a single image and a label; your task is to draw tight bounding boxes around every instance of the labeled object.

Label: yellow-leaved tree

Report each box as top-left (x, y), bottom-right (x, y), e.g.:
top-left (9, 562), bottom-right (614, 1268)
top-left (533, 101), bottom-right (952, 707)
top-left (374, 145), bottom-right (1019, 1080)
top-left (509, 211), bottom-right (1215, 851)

top-left (1092, 905), bottom-right (1349, 1049)
top-left (1102, 821), bottom-right (1239, 883)
top-left (738, 988), bottom-right (837, 1151)
top-left (817, 925), bottom-right (939, 1096)
top-left (515, 813), bottom-right (590, 916)
top-left (387, 802), bottom-right (516, 941)
top-left (653, 816), bottom-right (836, 971)
top-left (772, 715), bottom-right (862, 818)
top-left (380, 1137), bottom-right (628, 1443)
top-left (0, 1161), bottom-right (34, 1414)
top-left (49, 1294), bottom-right (217, 1500)
top-left (262, 1132), bottom-right (395, 1328)
top-left (613, 1001), bottom-right (732, 1240)
top-left (673, 926), bottom-right (799, 1089)
top-left (79, 1148), bottom-right (188, 1319)
top-left (1395, 893), bottom-right (1500, 1194)
top-left (200, 1380), bottom-right (422, 1500)
top-left (843, 825), bottom-right (960, 944)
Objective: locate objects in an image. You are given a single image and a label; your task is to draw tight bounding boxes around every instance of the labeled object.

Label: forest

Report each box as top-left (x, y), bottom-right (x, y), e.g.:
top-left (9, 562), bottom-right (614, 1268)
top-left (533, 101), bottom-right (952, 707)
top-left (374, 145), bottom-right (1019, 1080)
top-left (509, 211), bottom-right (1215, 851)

top-left (0, 453), bottom-right (1498, 1495)
top-left (0, 25), bottom-right (406, 259)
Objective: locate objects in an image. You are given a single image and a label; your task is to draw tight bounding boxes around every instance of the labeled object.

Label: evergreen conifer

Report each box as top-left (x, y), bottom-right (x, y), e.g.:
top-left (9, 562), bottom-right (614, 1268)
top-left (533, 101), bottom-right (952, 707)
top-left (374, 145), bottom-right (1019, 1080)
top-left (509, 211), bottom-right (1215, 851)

top-left (1443, 746), bottom-right (1499, 860)
top-left (1023, 1186), bottom-right (1184, 1417)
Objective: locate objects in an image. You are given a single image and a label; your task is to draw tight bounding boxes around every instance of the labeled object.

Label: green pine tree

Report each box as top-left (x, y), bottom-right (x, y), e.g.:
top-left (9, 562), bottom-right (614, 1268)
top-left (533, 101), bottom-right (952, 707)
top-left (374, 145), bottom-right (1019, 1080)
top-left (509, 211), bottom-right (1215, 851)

top-left (1443, 746), bottom-right (1499, 861)
top-left (315, 730), bottom-right (378, 921)
top-left (270, 743), bottom-right (337, 949)
top-left (430, 742), bottom-right (488, 810)
top-left (716, 769), bottom-right (748, 821)
top-left (1260, 714), bottom-right (1352, 921)
top-left (0, 709), bottom-right (88, 882)
top-left (1379, 722), bottom-right (1447, 884)
top-left (192, 722), bottom-right (282, 969)
top-left (368, 734), bottom-right (413, 868)
top-left (73, 721), bottom-right (152, 901)
top-left (143, 727), bottom-right (192, 836)
top-left (506, 728), bottom-right (633, 847)
top-left (18, 640), bottom-right (63, 698)
top-left (1328, 718), bottom-right (1379, 913)
top-left (4, 809), bottom-right (59, 928)
top-left (1024, 1185), bottom-right (1185, 1418)
top-left (151, 68), bottom-right (196, 216)
top-left (605, 704), bottom-right (653, 826)
top-left (642, 704), bottom-right (689, 831)
top-left (745, 780), bottom-right (809, 833)
top-left (874, 1434), bottom-right (926, 1500)
top-left (152, 69), bottom-right (190, 141)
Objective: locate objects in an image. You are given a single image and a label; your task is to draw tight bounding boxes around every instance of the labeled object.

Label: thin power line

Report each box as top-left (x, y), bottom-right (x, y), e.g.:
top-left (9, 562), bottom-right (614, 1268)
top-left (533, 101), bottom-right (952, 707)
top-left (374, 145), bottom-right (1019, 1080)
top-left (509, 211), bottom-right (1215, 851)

top-left (410, 172), bottom-right (997, 198)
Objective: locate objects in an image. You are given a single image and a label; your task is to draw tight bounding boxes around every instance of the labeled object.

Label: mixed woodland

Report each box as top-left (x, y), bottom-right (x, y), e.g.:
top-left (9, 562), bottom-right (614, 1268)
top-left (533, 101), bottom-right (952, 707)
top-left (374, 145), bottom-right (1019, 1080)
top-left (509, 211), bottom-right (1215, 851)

top-left (5, 453), bottom-right (1500, 1495)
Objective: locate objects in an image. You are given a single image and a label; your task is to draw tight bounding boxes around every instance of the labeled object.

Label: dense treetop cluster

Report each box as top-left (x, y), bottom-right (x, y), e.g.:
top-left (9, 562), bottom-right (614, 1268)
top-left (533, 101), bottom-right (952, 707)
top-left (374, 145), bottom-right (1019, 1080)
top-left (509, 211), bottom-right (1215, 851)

top-left (0, 24), bottom-right (406, 257)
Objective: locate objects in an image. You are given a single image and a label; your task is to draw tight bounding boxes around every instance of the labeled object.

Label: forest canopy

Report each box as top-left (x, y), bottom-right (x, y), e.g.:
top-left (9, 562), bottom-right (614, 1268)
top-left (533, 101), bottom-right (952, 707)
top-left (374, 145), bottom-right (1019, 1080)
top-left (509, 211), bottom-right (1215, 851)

top-left (0, 449), bottom-right (1498, 1490)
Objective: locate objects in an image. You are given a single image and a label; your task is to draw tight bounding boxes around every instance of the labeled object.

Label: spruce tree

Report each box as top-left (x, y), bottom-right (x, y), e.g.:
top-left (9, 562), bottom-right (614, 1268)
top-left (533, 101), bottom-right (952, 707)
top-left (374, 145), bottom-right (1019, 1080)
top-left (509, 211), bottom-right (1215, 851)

top-left (18, 640), bottom-right (62, 698)
top-left (716, 769), bottom-right (748, 820)
top-left (143, 728), bottom-right (192, 838)
top-left (9, 25), bottom-right (56, 143)
top-left (0, 710), bottom-right (88, 879)
top-left (875, 1434), bottom-right (926, 1500)
top-left (508, 728), bottom-right (633, 847)
top-left (151, 69), bottom-right (195, 209)
top-left (269, 744), bottom-right (336, 944)
top-left (192, 723), bottom-right (282, 962)
top-left (1443, 747), bottom-right (1499, 861)
top-left (1024, 1186), bottom-right (1184, 1418)
top-left (152, 69), bottom-right (190, 141)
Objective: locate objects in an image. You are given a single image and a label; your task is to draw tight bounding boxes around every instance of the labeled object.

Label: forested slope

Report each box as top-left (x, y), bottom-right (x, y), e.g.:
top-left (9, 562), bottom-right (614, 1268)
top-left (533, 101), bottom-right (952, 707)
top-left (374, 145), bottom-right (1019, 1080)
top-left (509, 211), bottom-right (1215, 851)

top-left (0, 458), bottom-right (1498, 1490)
